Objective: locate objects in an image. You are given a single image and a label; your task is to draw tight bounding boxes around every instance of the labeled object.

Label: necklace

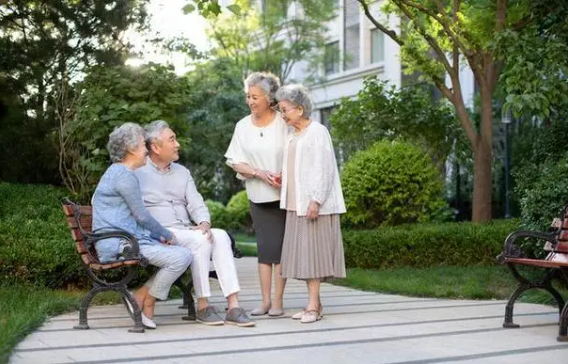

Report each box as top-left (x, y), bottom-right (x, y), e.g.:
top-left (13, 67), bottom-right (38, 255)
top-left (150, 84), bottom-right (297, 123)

top-left (252, 112), bottom-right (275, 137)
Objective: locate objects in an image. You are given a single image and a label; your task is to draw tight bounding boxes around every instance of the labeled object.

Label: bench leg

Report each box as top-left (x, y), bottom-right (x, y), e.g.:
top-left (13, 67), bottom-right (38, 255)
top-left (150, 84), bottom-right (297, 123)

top-left (185, 285), bottom-right (197, 321)
top-left (503, 283), bottom-right (528, 328)
top-left (74, 286), bottom-right (103, 330)
top-left (117, 288), bottom-right (145, 333)
top-left (558, 301), bottom-right (568, 342)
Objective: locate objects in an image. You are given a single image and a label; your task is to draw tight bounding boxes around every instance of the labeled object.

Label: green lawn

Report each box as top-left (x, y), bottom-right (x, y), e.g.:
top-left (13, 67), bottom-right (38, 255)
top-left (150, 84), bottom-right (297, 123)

top-left (334, 265), bottom-right (568, 305)
top-left (0, 286), bottom-right (122, 364)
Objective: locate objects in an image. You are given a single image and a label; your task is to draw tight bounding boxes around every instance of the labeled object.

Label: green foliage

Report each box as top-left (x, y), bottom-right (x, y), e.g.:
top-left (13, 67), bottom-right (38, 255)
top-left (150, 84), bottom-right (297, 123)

top-left (205, 199), bottom-right (232, 231)
top-left (0, 183), bottom-right (83, 288)
top-left (0, 0), bottom-right (148, 185)
top-left (60, 64), bottom-right (192, 202)
top-left (513, 118), bottom-right (568, 230)
top-left (183, 60), bottom-right (249, 203)
top-left (341, 140), bottom-right (449, 228)
top-left (330, 77), bottom-right (462, 166)
top-left (226, 190), bottom-right (253, 234)
top-left (342, 219), bottom-right (519, 269)
top-left (516, 156), bottom-right (568, 231)
top-left (497, 27), bottom-right (568, 119)
top-left (207, 0), bottom-right (337, 81)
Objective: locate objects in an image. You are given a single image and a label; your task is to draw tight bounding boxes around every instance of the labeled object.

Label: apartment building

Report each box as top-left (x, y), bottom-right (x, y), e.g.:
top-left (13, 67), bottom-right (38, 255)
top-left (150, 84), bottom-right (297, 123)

top-left (284, 0), bottom-right (476, 126)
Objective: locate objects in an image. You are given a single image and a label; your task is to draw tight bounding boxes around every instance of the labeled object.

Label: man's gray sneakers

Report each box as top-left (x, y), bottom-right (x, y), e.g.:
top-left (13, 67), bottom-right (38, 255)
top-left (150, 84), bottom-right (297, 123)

top-left (225, 307), bottom-right (255, 327)
top-left (196, 306), bottom-right (225, 326)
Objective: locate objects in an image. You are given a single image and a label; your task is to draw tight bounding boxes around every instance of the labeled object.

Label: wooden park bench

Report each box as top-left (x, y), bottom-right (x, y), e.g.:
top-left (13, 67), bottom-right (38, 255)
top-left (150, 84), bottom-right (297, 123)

top-left (62, 198), bottom-right (242, 332)
top-left (497, 208), bottom-right (568, 342)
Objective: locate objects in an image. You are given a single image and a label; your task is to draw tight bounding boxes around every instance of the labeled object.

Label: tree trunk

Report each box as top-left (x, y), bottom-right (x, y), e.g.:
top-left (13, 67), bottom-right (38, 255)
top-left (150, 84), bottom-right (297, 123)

top-left (472, 86), bottom-right (494, 222)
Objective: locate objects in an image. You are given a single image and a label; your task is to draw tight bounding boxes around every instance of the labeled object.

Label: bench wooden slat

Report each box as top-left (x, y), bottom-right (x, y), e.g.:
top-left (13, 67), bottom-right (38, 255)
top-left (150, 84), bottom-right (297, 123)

top-left (66, 216), bottom-right (93, 230)
top-left (62, 205), bottom-right (92, 217)
top-left (504, 257), bottom-right (568, 268)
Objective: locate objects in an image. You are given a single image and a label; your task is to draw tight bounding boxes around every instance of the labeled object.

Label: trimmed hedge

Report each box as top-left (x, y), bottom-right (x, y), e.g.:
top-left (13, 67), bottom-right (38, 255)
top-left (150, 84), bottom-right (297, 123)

top-left (343, 219), bottom-right (520, 269)
top-left (0, 183), bottom-right (83, 288)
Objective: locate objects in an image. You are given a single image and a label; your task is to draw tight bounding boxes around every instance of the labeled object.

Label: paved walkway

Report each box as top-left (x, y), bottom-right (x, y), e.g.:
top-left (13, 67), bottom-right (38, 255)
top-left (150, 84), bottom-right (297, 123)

top-left (9, 257), bottom-right (568, 364)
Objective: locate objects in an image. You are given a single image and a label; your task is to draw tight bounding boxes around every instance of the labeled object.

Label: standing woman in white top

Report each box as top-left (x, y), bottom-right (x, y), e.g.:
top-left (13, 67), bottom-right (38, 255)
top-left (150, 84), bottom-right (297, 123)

top-left (276, 84), bottom-right (346, 324)
top-left (225, 72), bottom-right (289, 316)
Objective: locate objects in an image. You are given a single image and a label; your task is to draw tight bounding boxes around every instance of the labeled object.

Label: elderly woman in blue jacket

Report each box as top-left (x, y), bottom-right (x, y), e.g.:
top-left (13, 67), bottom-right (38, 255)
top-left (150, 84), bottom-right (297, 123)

top-left (276, 84), bottom-right (346, 324)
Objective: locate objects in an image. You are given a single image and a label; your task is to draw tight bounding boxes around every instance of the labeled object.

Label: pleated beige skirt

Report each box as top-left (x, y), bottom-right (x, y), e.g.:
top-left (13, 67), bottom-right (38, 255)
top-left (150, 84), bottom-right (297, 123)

top-left (281, 211), bottom-right (346, 281)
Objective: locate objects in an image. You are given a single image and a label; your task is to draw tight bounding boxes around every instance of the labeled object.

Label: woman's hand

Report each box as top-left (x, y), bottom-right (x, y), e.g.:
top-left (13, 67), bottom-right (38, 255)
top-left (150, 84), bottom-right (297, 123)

top-left (161, 232), bottom-right (178, 245)
top-left (254, 169), bottom-right (281, 188)
top-left (306, 201), bottom-right (320, 220)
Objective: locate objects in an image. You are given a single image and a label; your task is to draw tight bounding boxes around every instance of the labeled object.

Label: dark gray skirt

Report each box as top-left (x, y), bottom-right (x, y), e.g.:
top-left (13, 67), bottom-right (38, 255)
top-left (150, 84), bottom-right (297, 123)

top-left (249, 200), bottom-right (287, 264)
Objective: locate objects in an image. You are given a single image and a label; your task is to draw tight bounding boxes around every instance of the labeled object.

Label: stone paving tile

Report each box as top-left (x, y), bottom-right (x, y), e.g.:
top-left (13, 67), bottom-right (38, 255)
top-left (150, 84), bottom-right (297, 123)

top-left (9, 257), bottom-right (568, 364)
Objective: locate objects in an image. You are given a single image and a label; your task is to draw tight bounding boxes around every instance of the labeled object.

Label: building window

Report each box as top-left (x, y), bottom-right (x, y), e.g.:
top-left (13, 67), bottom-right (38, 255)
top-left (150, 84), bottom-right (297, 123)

top-left (324, 41), bottom-right (340, 75)
top-left (371, 28), bottom-right (384, 63)
top-left (320, 106), bottom-right (336, 128)
top-left (344, 0), bottom-right (360, 70)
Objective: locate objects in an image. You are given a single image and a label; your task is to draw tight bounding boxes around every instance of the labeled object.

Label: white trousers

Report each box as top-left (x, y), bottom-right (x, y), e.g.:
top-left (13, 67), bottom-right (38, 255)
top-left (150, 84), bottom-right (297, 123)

top-left (171, 228), bottom-right (240, 298)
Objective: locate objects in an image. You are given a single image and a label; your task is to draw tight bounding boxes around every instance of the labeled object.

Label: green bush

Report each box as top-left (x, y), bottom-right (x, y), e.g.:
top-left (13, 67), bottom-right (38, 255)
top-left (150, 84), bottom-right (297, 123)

top-left (341, 140), bottom-right (449, 228)
top-left (0, 183), bottom-right (84, 288)
top-left (342, 219), bottom-right (519, 269)
top-left (226, 190), bottom-right (253, 234)
top-left (516, 155), bottom-right (568, 231)
top-left (205, 199), bottom-right (232, 231)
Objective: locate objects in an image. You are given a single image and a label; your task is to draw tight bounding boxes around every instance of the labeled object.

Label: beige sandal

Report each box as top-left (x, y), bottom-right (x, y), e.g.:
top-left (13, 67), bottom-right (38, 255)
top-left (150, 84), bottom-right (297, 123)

top-left (300, 310), bottom-right (322, 323)
top-left (291, 309), bottom-right (306, 320)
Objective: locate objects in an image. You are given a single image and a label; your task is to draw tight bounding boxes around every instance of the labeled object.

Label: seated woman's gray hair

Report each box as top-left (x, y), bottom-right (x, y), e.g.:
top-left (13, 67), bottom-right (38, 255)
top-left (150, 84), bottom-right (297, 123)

top-left (244, 72), bottom-right (281, 107)
top-left (275, 84), bottom-right (313, 119)
top-left (107, 122), bottom-right (145, 163)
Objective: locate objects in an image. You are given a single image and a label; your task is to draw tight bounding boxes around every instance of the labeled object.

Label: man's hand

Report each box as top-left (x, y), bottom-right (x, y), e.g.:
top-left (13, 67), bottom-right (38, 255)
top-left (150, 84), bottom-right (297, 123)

top-left (551, 218), bottom-right (562, 229)
top-left (192, 222), bottom-right (214, 243)
top-left (306, 201), bottom-right (320, 220)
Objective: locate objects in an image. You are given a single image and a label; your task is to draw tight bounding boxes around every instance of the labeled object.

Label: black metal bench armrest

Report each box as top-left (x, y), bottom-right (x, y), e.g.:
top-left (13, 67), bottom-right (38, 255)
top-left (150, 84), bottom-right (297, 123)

top-left (497, 230), bottom-right (557, 263)
top-left (86, 230), bottom-right (148, 266)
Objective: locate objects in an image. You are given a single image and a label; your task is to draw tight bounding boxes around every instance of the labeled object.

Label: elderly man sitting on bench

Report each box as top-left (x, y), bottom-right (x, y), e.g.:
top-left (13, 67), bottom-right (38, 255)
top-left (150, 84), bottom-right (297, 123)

top-left (135, 120), bottom-right (254, 328)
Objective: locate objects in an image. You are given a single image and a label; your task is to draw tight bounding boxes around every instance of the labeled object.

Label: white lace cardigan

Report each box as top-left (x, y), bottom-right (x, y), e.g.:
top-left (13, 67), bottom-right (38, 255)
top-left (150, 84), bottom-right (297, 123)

top-left (280, 121), bottom-right (346, 216)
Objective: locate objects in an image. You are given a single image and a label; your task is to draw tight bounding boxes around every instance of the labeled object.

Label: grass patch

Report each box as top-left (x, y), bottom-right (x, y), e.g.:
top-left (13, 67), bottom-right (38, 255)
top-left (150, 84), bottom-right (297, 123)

top-left (236, 241), bottom-right (257, 257)
top-left (233, 232), bottom-right (256, 243)
top-left (333, 265), bottom-right (568, 305)
top-left (0, 285), bottom-right (124, 364)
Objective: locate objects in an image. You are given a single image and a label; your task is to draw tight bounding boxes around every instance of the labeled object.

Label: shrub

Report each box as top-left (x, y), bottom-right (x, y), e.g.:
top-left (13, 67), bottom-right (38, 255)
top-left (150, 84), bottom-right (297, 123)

top-left (341, 140), bottom-right (449, 228)
top-left (0, 183), bottom-right (84, 288)
top-left (516, 155), bottom-right (568, 231)
top-left (205, 199), bottom-right (232, 231)
top-left (343, 219), bottom-right (519, 269)
top-left (226, 190), bottom-right (253, 234)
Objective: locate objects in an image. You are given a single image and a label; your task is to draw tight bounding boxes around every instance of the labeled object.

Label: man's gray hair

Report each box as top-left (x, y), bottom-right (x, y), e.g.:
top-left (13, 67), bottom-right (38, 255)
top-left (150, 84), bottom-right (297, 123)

top-left (107, 122), bottom-right (145, 163)
top-left (275, 84), bottom-right (313, 119)
top-left (144, 120), bottom-right (170, 150)
top-left (244, 72), bottom-right (281, 107)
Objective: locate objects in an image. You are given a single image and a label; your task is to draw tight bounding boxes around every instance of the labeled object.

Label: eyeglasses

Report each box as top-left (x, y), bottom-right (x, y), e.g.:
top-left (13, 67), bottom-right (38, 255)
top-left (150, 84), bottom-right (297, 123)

top-left (278, 106), bottom-right (298, 114)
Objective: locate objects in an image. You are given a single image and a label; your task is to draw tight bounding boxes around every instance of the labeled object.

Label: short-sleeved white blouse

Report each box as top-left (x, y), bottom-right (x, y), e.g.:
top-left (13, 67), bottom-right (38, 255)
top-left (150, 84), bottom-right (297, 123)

top-left (225, 113), bottom-right (288, 203)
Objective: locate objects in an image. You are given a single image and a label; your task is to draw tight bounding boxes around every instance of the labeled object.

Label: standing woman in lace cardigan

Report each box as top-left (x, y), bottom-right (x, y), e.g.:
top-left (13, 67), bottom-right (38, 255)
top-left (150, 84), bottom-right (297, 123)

top-left (276, 84), bottom-right (346, 324)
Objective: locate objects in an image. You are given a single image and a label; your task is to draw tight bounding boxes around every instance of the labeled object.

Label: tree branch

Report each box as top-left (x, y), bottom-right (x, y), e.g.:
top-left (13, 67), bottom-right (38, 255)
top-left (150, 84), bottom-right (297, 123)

top-left (394, 1), bottom-right (457, 79)
top-left (495, 0), bottom-right (507, 32)
top-left (396, 0), bottom-right (473, 58)
top-left (356, 0), bottom-right (404, 46)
